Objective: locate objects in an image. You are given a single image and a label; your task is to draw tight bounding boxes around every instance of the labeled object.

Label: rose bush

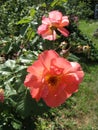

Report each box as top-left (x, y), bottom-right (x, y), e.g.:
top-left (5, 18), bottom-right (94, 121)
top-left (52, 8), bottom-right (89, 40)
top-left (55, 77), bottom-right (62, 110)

top-left (0, 0), bottom-right (90, 129)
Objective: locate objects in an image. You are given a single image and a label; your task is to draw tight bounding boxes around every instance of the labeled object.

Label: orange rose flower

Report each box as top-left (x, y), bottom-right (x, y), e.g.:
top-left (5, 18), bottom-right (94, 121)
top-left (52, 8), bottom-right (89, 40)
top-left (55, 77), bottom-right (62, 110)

top-left (24, 50), bottom-right (84, 107)
top-left (37, 10), bottom-right (69, 40)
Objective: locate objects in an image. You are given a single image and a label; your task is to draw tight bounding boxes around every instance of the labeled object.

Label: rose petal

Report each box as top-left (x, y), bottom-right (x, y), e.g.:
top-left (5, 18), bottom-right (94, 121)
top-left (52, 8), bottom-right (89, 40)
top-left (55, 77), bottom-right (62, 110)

top-left (42, 17), bottom-right (51, 25)
top-left (51, 57), bottom-right (72, 74)
top-left (42, 30), bottom-right (57, 40)
top-left (49, 10), bottom-right (62, 22)
top-left (38, 50), bottom-right (59, 70)
top-left (43, 88), bottom-right (67, 107)
top-left (58, 27), bottom-right (69, 37)
top-left (24, 73), bottom-right (41, 88)
top-left (64, 74), bottom-right (80, 94)
top-left (60, 16), bottom-right (69, 27)
top-left (37, 24), bottom-right (49, 35)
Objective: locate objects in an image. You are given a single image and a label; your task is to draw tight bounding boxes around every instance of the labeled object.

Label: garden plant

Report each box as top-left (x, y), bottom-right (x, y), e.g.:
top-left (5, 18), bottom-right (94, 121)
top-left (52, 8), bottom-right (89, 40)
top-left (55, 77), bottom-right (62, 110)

top-left (0, 0), bottom-right (98, 129)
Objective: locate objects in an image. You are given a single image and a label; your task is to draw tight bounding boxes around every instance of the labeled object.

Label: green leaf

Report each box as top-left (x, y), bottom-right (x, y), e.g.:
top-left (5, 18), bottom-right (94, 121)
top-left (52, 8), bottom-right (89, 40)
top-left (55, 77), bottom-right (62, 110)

top-left (15, 65), bottom-right (27, 73)
top-left (16, 90), bottom-right (50, 117)
top-left (17, 84), bottom-right (26, 93)
top-left (30, 8), bottom-right (36, 17)
top-left (41, 2), bottom-right (47, 8)
top-left (11, 119), bottom-right (22, 130)
top-left (18, 57), bottom-right (33, 64)
top-left (51, 0), bottom-right (67, 7)
top-left (5, 84), bottom-right (17, 97)
top-left (20, 24), bottom-right (29, 36)
top-left (4, 42), bottom-right (13, 54)
top-left (0, 67), bottom-right (11, 75)
top-left (16, 90), bottom-right (34, 117)
top-left (68, 53), bottom-right (80, 61)
top-left (26, 27), bottom-right (36, 40)
top-left (17, 16), bottom-right (32, 25)
top-left (4, 60), bottom-right (16, 70)
top-left (0, 60), bottom-right (15, 75)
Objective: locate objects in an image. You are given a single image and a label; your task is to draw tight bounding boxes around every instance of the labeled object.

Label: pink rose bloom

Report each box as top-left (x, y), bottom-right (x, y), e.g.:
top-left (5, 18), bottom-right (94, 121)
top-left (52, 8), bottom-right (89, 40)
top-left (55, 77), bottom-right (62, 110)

top-left (37, 10), bottom-right (69, 40)
top-left (24, 50), bottom-right (84, 107)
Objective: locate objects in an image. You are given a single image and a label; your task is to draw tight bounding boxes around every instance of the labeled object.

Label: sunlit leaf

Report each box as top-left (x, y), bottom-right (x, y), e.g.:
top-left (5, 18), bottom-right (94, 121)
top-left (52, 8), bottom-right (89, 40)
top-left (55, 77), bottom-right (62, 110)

top-left (17, 17), bottom-right (32, 25)
top-left (11, 120), bottom-right (22, 130)
top-left (4, 60), bottom-right (16, 70)
top-left (30, 8), bottom-right (36, 17)
top-left (51, 0), bottom-right (67, 7)
top-left (5, 84), bottom-right (17, 97)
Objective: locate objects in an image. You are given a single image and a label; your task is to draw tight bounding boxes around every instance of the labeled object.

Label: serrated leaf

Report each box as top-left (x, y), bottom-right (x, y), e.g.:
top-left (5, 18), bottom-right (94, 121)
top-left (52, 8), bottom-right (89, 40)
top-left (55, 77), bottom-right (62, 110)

top-left (16, 90), bottom-right (34, 117)
top-left (16, 90), bottom-right (50, 117)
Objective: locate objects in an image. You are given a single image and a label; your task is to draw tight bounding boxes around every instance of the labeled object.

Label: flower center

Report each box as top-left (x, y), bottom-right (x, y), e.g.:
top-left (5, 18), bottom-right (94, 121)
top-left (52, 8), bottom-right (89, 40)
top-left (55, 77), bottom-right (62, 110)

top-left (47, 76), bottom-right (59, 87)
top-left (50, 26), bottom-right (57, 31)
